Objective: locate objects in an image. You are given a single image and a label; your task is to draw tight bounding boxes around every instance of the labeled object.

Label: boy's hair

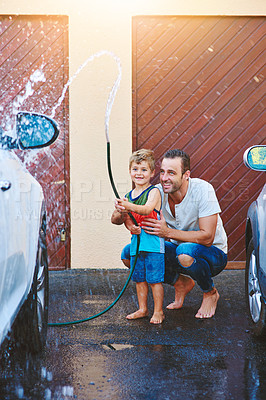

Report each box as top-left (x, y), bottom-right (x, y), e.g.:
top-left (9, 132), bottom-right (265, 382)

top-left (129, 149), bottom-right (155, 171)
top-left (164, 149), bottom-right (190, 175)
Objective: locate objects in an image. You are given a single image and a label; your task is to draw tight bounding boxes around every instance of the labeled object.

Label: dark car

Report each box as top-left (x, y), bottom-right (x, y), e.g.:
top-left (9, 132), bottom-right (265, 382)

top-left (243, 145), bottom-right (266, 337)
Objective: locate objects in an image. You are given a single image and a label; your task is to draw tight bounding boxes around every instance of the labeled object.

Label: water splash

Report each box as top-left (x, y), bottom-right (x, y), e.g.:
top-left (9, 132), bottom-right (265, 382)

top-left (1, 67), bottom-right (46, 139)
top-left (1, 50), bottom-right (122, 169)
top-left (13, 68), bottom-right (46, 114)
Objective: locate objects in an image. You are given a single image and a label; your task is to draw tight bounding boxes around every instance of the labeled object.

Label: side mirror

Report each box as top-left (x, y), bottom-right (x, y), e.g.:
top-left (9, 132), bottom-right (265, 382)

top-left (16, 112), bottom-right (59, 150)
top-left (243, 146), bottom-right (266, 172)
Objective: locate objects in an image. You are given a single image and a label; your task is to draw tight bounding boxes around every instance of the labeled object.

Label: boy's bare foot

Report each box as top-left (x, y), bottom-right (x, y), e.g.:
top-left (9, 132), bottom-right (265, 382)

top-left (126, 309), bottom-right (148, 320)
top-left (195, 288), bottom-right (220, 319)
top-left (166, 275), bottom-right (195, 309)
top-left (150, 311), bottom-right (165, 324)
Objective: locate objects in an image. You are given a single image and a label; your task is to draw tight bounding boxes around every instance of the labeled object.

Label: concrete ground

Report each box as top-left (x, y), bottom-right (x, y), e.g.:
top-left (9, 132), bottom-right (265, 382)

top-left (1, 269), bottom-right (266, 400)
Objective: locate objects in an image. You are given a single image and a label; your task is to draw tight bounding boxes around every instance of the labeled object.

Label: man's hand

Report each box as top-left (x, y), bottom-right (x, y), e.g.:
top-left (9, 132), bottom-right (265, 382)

top-left (142, 212), bottom-right (218, 245)
top-left (141, 211), bottom-right (169, 238)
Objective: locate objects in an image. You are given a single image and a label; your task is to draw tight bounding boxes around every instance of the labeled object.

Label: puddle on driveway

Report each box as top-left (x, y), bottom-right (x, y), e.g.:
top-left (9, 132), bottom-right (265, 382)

top-left (0, 344), bottom-right (75, 400)
top-left (102, 343), bottom-right (134, 351)
top-left (1, 338), bottom-right (265, 400)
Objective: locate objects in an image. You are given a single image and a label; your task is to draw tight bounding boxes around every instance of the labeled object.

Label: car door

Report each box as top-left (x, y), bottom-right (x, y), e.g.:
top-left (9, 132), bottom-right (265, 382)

top-left (257, 184), bottom-right (266, 298)
top-left (0, 149), bottom-right (42, 343)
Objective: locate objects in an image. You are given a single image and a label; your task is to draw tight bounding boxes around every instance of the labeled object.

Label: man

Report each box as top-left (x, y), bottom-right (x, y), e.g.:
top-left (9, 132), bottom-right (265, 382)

top-left (111, 149), bottom-right (228, 319)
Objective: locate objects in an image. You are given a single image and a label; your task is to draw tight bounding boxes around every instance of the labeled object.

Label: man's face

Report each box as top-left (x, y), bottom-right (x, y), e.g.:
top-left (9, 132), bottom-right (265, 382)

top-left (160, 157), bottom-right (189, 193)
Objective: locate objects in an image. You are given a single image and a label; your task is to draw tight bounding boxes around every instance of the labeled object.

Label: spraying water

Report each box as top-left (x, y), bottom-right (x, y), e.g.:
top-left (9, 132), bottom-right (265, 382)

top-left (1, 50), bottom-right (121, 150)
top-left (50, 50), bottom-right (122, 143)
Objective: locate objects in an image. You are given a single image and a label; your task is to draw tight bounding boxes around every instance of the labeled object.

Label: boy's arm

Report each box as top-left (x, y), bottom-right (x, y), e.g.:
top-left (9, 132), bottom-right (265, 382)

top-left (116, 188), bottom-right (161, 216)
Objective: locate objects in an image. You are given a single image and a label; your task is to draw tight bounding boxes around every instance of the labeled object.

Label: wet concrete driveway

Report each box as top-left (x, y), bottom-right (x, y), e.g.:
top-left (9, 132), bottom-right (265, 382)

top-left (1, 269), bottom-right (266, 399)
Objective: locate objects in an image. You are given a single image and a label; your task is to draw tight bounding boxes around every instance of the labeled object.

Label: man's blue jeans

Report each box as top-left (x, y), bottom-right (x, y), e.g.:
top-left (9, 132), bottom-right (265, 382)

top-left (122, 242), bottom-right (227, 292)
top-left (164, 242), bottom-right (227, 292)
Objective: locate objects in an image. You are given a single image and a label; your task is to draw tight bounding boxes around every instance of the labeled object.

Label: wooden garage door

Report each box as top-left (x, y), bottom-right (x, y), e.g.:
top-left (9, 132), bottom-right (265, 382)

top-left (0, 15), bottom-right (70, 270)
top-left (133, 16), bottom-right (266, 263)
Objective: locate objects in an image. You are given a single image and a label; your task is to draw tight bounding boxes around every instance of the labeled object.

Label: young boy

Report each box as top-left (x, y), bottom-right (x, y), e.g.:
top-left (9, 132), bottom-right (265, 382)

top-left (116, 149), bottom-right (165, 324)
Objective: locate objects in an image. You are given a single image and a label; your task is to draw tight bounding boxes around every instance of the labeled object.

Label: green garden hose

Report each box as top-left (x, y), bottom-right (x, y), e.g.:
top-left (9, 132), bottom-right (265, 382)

top-left (48, 142), bottom-right (139, 327)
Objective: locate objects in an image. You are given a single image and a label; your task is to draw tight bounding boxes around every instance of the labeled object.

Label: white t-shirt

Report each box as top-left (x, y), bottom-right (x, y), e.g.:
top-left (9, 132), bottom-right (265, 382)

top-left (157, 178), bottom-right (228, 253)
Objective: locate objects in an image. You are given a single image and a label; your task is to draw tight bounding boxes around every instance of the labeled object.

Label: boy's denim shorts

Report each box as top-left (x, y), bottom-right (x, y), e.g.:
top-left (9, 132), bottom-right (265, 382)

top-left (121, 246), bottom-right (164, 284)
top-left (121, 241), bottom-right (227, 291)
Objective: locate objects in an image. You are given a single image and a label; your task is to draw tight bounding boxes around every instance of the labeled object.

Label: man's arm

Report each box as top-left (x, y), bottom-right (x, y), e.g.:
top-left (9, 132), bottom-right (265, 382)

top-left (111, 206), bottom-right (141, 234)
top-left (142, 212), bottom-right (217, 247)
top-left (111, 209), bottom-right (127, 225)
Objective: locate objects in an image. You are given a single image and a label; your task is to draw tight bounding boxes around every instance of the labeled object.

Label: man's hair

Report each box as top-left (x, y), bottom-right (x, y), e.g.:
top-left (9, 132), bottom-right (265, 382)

top-left (129, 149), bottom-right (155, 171)
top-left (164, 149), bottom-right (190, 174)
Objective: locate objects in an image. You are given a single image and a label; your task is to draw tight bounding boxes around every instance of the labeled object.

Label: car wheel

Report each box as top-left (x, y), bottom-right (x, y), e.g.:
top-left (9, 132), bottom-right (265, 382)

top-left (15, 213), bottom-right (49, 353)
top-left (245, 239), bottom-right (266, 337)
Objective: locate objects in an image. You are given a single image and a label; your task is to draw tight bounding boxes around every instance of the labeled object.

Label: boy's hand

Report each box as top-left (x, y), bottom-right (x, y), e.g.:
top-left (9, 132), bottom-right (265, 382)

top-left (114, 198), bottom-right (129, 214)
top-left (116, 198), bottom-right (132, 212)
top-left (124, 214), bottom-right (141, 235)
top-left (130, 225), bottom-right (141, 235)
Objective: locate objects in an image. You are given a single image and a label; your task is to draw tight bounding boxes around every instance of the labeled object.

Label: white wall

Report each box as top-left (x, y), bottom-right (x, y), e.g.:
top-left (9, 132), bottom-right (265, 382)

top-left (1, 0), bottom-right (265, 268)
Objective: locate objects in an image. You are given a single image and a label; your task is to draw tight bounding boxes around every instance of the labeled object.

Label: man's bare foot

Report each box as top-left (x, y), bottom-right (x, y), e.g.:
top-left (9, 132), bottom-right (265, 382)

top-left (166, 275), bottom-right (195, 309)
top-left (126, 309), bottom-right (148, 320)
top-left (150, 311), bottom-right (165, 324)
top-left (195, 288), bottom-right (220, 319)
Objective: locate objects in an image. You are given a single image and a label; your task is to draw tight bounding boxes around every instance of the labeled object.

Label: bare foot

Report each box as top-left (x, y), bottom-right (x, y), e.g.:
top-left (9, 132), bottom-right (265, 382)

top-left (195, 288), bottom-right (220, 319)
top-left (126, 309), bottom-right (148, 320)
top-left (150, 311), bottom-right (165, 324)
top-left (166, 275), bottom-right (195, 309)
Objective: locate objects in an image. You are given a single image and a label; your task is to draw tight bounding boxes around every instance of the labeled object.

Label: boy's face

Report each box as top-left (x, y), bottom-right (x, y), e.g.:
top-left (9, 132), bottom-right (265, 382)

top-left (130, 161), bottom-right (154, 187)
